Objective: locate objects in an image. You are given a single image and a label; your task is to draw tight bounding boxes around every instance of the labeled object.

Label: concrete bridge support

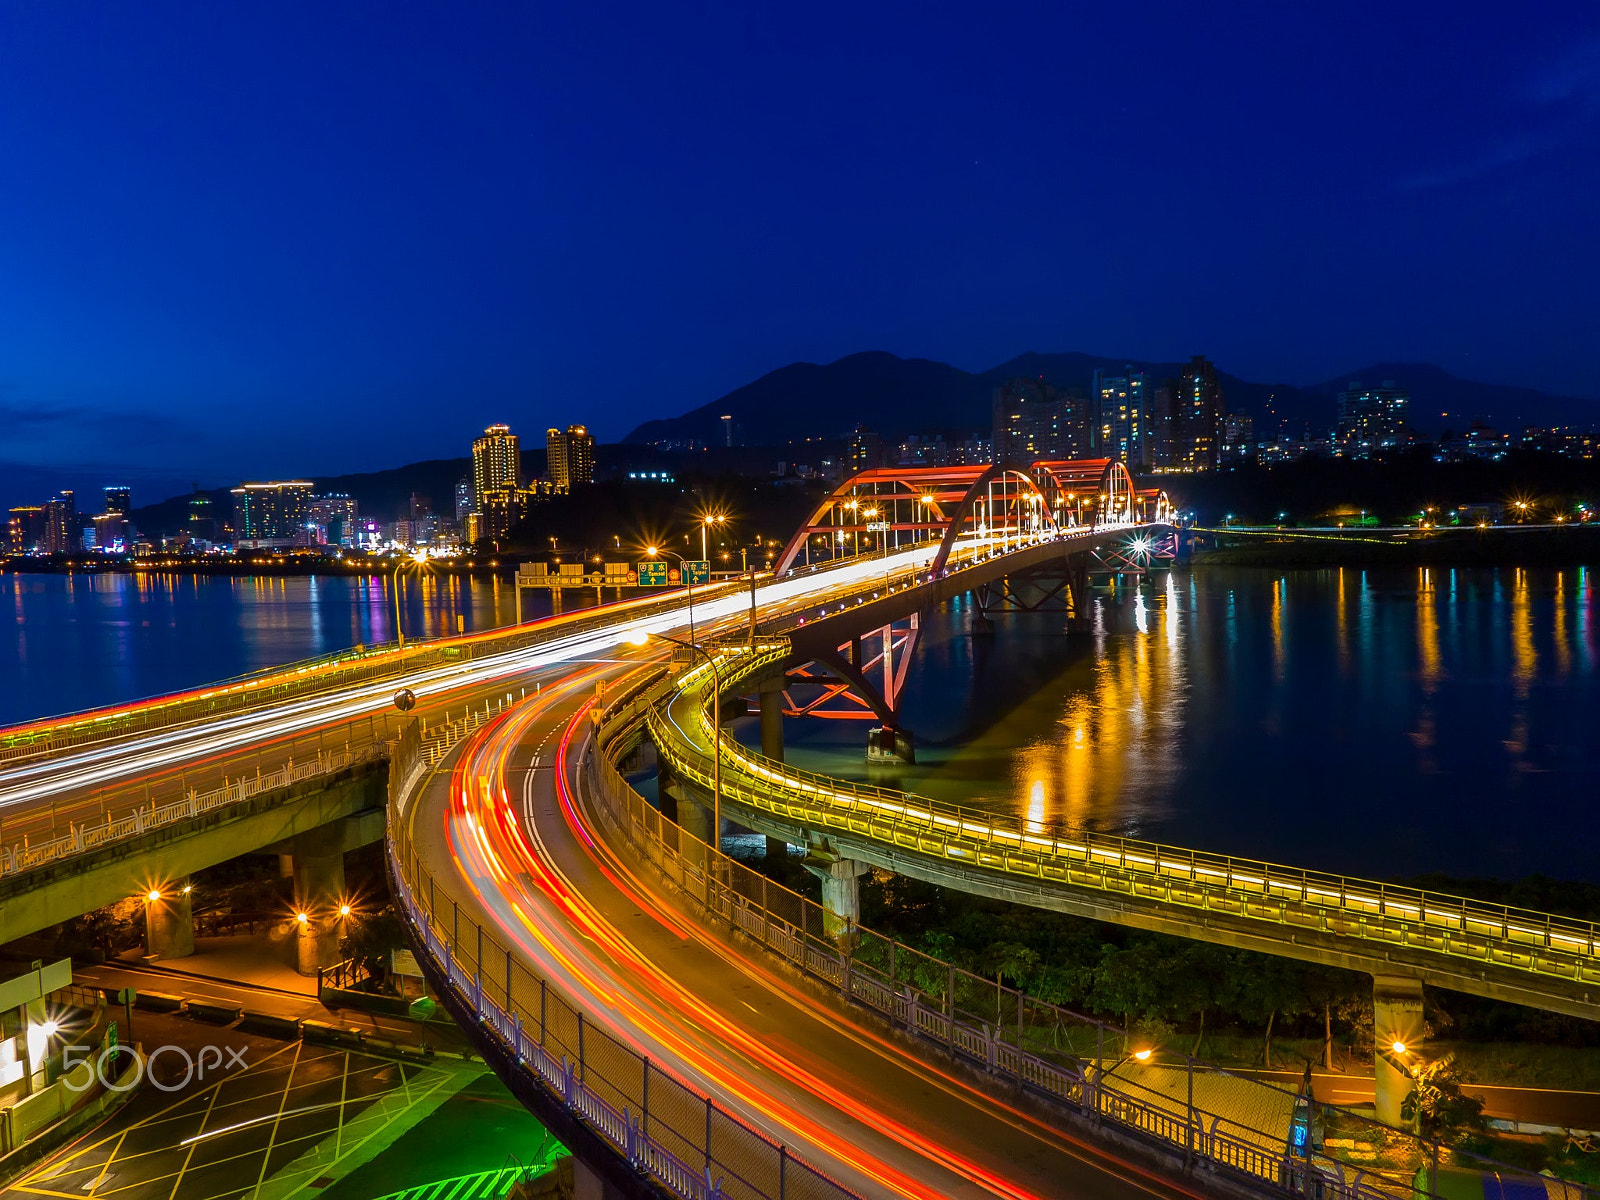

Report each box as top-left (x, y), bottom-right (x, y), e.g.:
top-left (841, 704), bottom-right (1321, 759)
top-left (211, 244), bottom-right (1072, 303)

top-left (676, 793), bottom-right (716, 851)
top-left (803, 845), bottom-right (869, 945)
top-left (144, 879), bottom-right (195, 960)
top-left (867, 725), bottom-right (915, 765)
top-left (758, 678), bottom-right (788, 861)
top-left (290, 827), bottom-right (348, 975)
top-left (1372, 974), bottom-right (1426, 1127)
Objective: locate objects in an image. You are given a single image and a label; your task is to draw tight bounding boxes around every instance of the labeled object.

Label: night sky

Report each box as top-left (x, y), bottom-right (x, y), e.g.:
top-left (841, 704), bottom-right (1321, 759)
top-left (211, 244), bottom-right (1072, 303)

top-left (2, 3), bottom-right (1597, 508)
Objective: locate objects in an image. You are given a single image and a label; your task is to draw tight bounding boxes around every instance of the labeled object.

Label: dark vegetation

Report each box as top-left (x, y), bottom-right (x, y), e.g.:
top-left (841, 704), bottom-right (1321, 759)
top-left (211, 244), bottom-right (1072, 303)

top-left (1164, 449), bottom-right (1600, 527)
top-left (740, 851), bottom-right (1600, 1071)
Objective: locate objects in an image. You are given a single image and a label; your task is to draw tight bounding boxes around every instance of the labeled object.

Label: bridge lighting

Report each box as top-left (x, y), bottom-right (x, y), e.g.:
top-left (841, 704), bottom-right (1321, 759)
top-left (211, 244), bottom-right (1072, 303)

top-left (146, 889), bottom-right (161, 903)
top-left (181, 883), bottom-right (192, 894)
top-left (295, 911), bottom-right (309, 925)
top-left (1391, 1040), bottom-right (1407, 1055)
top-left (1133, 1049), bottom-right (1152, 1062)
top-left (339, 904), bottom-right (352, 918)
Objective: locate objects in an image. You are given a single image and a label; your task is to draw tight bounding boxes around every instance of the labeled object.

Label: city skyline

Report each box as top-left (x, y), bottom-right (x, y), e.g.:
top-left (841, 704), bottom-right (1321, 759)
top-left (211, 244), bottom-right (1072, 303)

top-left (1, 4), bottom-right (1597, 507)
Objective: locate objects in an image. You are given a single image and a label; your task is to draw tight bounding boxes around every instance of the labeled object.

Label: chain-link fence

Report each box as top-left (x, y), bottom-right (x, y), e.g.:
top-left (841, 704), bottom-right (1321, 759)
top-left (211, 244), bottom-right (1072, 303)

top-left (385, 717), bottom-right (862, 1200)
top-left (602, 664), bottom-right (1596, 1200)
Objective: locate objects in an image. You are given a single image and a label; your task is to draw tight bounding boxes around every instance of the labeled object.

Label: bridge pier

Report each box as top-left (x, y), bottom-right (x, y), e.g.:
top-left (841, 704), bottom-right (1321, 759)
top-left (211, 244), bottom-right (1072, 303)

top-left (802, 844), bottom-right (869, 945)
top-left (144, 878), bottom-right (195, 960)
top-left (867, 725), bottom-right (915, 766)
top-left (1372, 974), bottom-right (1426, 1127)
top-left (290, 827), bottom-right (348, 975)
top-left (758, 679), bottom-right (788, 861)
top-left (572, 1157), bottom-right (628, 1200)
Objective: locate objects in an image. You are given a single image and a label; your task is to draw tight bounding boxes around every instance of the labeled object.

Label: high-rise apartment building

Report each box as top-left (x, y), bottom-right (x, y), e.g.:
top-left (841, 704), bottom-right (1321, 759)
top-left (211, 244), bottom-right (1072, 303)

top-left (1153, 356), bottom-right (1225, 472)
top-left (43, 493), bottom-right (76, 554)
top-left (187, 494), bottom-right (216, 543)
top-left (546, 424), bottom-right (596, 492)
top-left (309, 494), bottom-right (359, 547)
top-left (991, 378), bottom-right (1087, 463)
top-left (473, 424), bottom-right (521, 502)
top-left (7, 506), bottom-right (45, 553)
top-left (1090, 368), bottom-right (1148, 467)
top-left (231, 481), bottom-right (313, 548)
top-left (1336, 381), bottom-right (1409, 456)
top-left (847, 424), bottom-right (882, 473)
top-left (103, 486), bottom-right (131, 516)
top-left (454, 477), bottom-right (474, 523)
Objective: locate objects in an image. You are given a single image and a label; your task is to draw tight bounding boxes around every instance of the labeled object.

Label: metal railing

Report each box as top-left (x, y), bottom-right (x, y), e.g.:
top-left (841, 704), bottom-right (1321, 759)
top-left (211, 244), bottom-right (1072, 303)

top-left (649, 645), bottom-right (1600, 1000)
top-left (384, 712), bottom-right (864, 1200)
top-left (588, 680), bottom-right (1386, 1199)
top-left (607, 668), bottom-right (1594, 1200)
top-left (0, 743), bottom-right (387, 880)
top-left (0, 578), bottom-right (750, 766)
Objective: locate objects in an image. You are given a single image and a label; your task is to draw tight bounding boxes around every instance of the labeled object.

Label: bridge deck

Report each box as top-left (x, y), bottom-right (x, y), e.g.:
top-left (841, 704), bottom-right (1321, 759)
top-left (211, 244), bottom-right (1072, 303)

top-left (648, 642), bottom-right (1600, 1020)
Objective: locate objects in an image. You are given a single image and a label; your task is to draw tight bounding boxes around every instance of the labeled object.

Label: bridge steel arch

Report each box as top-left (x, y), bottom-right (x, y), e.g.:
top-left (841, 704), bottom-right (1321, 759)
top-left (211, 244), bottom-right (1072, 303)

top-left (773, 463), bottom-right (1058, 578)
top-left (924, 463), bottom-right (1057, 579)
top-left (1031, 458), bottom-right (1137, 529)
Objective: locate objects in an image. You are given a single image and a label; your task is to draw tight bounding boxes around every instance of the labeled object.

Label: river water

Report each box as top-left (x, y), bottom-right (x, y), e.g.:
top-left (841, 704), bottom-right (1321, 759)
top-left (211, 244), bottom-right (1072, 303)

top-left (3, 565), bottom-right (1595, 882)
top-left (762, 565), bottom-right (1599, 884)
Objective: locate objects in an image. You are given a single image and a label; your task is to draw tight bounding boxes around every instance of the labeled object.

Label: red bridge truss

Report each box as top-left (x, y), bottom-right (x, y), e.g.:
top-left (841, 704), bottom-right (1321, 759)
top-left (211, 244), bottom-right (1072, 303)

top-left (774, 457), bottom-right (1156, 579)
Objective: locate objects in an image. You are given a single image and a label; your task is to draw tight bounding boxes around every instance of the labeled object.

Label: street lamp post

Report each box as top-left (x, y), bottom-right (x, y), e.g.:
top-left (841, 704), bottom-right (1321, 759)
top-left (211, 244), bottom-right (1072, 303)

top-left (646, 546), bottom-right (697, 643)
top-left (651, 632), bottom-right (722, 856)
top-left (700, 514), bottom-right (725, 563)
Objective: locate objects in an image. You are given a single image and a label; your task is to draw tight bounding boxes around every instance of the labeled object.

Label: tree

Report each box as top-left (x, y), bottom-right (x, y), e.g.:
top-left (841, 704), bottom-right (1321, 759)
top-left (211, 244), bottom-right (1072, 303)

top-left (1401, 1054), bottom-right (1487, 1141)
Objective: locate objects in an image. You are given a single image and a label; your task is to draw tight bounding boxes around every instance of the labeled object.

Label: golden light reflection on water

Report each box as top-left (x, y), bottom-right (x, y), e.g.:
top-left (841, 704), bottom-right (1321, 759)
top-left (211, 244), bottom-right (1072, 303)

top-left (1417, 568), bottom-right (1440, 691)
top-left (1510, 567), bottom-right (1536, 687)
top-left (1010, 582), bottom-right (1186, 834)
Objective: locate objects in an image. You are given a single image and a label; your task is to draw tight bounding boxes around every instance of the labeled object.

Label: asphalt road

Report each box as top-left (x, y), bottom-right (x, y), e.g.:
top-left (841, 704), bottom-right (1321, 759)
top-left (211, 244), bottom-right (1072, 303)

top-left (411, 650), bottom-right (1203, 1199)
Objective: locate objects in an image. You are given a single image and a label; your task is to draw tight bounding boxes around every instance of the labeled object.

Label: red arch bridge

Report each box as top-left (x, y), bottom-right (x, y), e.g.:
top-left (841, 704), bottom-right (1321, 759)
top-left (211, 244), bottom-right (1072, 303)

top-left (758, 458), bottom-right (1176, 758)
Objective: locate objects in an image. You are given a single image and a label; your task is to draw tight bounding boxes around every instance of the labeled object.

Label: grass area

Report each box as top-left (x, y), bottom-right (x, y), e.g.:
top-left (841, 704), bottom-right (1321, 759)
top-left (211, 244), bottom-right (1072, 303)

top-left (319, 1073), bottom-right (561, 1200)
top-left (1442, 1042), bottom-right (1600, 1094)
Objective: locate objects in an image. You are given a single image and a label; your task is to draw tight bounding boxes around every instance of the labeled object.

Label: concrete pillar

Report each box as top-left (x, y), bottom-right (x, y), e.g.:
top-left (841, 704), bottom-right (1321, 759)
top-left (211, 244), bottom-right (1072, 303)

top-left (1372, 974), bottom-right (1426, 1126)
top-left (759, 679), bottom-right (787, 860)
top-left (144, 879), bottom-right (195, 960)
top-left (866, 725), bottom-right (915, 765)
top-left (676, 793), bottom-right (714, 848)
top-left (290, 827), bottom-right (347, 975)
top-left (570, 1157), bottom-right (626, 1200)
top-left (803, 846), bottom-right (870, 945)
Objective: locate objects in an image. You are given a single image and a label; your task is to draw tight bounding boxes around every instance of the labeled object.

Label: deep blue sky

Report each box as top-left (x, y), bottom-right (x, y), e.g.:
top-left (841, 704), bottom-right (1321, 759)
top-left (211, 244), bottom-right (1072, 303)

top-left (2, 2), bottom-right (1597, 509)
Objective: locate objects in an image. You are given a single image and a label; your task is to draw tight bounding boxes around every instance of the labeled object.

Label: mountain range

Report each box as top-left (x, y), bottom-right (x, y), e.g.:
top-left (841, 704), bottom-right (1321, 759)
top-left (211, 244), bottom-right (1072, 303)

top-left (623, 351), bottom-right (1598, 447)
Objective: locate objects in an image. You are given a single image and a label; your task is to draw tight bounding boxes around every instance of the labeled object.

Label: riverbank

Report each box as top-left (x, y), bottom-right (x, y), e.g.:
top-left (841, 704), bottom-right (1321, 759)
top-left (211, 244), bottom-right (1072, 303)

top-left (0, 554), bottom-right (511, 577)
top-left (1191, 524), bottom-right (1600, 567)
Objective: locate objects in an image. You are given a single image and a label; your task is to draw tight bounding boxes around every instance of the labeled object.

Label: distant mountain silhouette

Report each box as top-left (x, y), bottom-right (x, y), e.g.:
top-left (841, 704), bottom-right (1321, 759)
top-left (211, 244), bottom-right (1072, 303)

top-left (625, 351), bottom-right (1597, 445)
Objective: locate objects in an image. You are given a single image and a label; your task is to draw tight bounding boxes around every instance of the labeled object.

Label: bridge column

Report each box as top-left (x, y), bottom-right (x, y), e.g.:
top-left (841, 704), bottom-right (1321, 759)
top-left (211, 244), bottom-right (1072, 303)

top-left (144, 879), bottom-right (195, 960)
top-left (1372, 974), bottom-right (1426, 1126)
top-left (571, 1157), bottom-right (627, 1200)
top-left (290, 827), bottom-right (348, 975)
top-left (802, 844), bottom-right (869, 946)
top-left (758, 678), bottom-right (788, 860)
top-left (867, 725), bottom-right (915, 765)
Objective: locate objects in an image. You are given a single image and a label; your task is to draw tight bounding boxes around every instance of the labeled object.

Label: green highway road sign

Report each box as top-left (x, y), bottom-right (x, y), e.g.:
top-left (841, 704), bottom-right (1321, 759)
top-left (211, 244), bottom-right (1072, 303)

top-left (637, 560), bottom-right (669, 586)
top-left (684, 560), bottom-right (710, 584)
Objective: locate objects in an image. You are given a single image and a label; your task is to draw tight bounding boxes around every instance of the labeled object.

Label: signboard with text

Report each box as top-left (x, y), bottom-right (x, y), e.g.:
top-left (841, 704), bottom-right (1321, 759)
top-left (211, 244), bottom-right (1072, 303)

top-left (637, 560), bottom-right (669, 587)
top-left (683, 560), bottom-right (710, 585)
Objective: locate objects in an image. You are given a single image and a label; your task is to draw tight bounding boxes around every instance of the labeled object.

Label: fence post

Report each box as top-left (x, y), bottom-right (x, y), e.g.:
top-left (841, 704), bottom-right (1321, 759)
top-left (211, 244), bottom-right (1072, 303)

top-left (702, 1093), bottom-right (717, 1174)
top-left (947, 962), bottom-right (956, 1051)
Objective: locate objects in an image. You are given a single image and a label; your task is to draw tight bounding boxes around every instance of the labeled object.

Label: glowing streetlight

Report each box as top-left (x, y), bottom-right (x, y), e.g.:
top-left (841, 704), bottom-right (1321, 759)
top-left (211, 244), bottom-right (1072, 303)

top-left (146, 890), bottom-right (161, 903)
top-left (699, 513), bottom-right (725, 561)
